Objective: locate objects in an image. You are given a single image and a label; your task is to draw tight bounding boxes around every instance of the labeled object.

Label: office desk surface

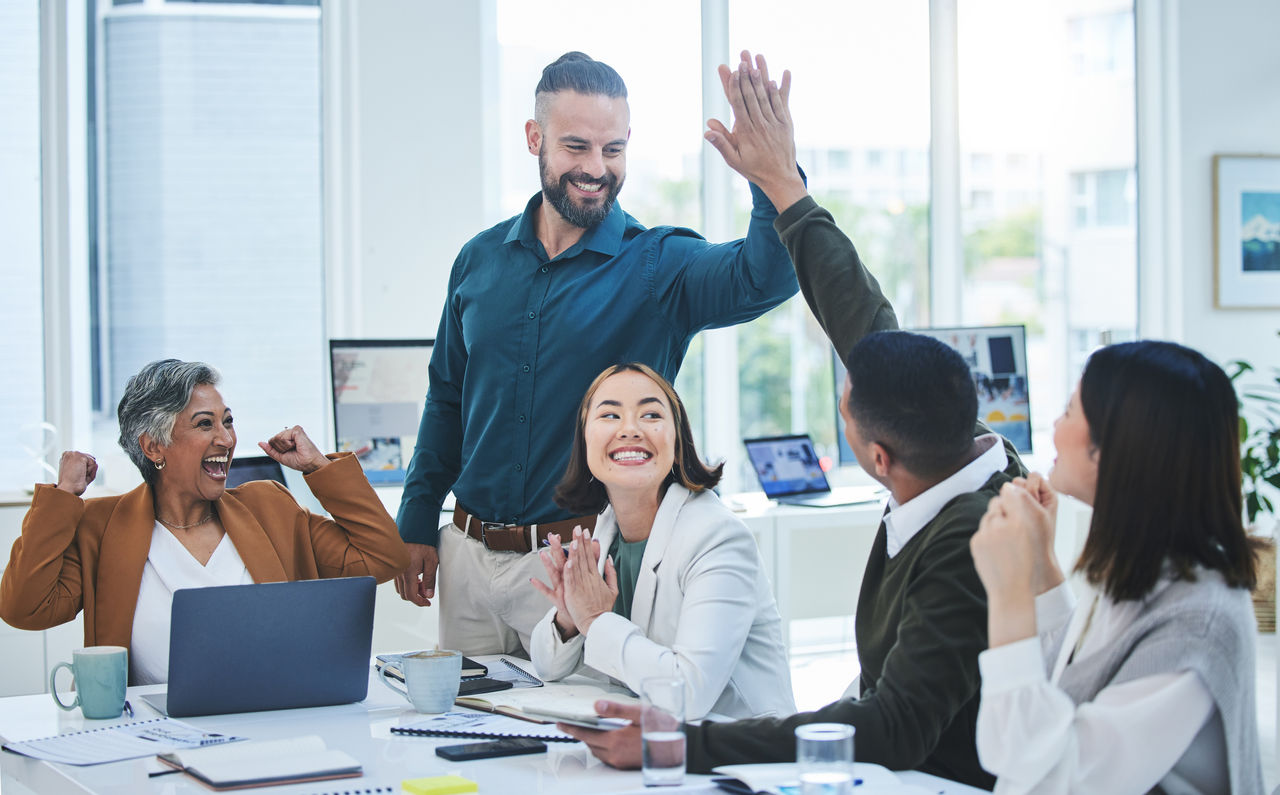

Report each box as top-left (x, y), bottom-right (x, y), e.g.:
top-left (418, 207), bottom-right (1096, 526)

top-left (0, 658), bottom-right (987, 795)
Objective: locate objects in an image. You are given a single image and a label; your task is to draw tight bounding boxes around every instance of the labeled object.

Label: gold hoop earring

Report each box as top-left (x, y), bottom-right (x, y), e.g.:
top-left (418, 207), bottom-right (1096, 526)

top-left (153, 459), bottom-right (165, 471)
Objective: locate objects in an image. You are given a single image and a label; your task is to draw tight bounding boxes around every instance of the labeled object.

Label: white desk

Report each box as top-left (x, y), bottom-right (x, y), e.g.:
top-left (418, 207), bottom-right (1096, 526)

top-left (731, 494), bottom-right (886, 649)
top-left (0, 658), bottom-right (987, 795)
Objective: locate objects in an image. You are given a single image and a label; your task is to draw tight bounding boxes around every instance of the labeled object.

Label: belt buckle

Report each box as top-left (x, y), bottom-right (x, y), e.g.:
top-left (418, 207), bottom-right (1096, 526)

top-left (480, 521), bottom-right (516, 550)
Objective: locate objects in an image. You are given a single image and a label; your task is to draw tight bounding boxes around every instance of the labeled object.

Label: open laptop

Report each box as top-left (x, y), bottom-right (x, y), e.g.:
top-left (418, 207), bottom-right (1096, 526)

top-left (744, 434), bottom-right (884, 508)
top-left (141, 577), bottom-right (375, 717)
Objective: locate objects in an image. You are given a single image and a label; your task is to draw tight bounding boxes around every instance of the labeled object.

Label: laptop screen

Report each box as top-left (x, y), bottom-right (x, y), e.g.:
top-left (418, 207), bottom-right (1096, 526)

top-left (744, 435), bottom-right (832, 497)
top-left (225, 455), bottom-right (286, 489)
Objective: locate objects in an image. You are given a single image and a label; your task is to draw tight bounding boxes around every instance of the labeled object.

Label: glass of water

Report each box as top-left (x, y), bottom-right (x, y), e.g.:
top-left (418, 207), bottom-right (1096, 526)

top-left (640, 676), bottom-right (686, 787)
top-left (795, 723), bottom-right (855, 795)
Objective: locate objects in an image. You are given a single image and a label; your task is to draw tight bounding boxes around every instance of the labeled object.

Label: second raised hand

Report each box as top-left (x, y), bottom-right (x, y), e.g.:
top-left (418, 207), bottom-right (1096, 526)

top-left (704, 50), bottom-right (806, 213)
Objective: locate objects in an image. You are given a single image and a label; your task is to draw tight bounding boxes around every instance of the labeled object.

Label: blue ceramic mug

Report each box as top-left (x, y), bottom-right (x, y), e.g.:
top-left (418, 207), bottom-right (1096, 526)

top-left (50, 646), bottom-right (128, 719)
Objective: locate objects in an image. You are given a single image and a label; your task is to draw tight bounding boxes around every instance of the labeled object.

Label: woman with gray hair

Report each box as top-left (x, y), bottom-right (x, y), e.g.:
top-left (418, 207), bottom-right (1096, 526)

top-left (0, 359), bottom-right (409, 684)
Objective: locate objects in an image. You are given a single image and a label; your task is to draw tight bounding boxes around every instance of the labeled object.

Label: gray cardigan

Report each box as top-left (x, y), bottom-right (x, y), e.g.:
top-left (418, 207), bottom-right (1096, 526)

top-left (1057, 570), bottom-right (1263, 794)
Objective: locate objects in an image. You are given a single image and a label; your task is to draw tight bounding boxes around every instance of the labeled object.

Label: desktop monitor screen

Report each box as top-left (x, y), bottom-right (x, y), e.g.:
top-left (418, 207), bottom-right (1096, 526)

top-left (833, 324), bottom-right (1032, 466)
top-left (329, 339), bottom-right (433, 485)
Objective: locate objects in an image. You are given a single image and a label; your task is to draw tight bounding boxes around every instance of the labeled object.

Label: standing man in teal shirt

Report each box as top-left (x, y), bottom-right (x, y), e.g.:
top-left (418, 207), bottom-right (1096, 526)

top-left (393, 52), bottom-right (801, 655)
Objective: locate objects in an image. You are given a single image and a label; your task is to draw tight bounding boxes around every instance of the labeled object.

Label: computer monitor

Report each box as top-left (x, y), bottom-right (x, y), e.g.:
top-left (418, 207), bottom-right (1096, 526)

top-left (833, 324), bottom-right (1032, 466)
top-left (329, 339), bottom-right (433, 485)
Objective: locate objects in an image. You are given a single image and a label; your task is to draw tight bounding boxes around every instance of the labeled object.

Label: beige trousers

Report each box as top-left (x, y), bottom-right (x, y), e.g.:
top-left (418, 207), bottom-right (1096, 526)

top-left (436, 522), bottom-right (555, 656)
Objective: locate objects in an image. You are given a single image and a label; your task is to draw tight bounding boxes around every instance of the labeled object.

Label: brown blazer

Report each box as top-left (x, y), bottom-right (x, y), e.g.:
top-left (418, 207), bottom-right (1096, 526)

top-left (0, 452), bottom-right (409, 650)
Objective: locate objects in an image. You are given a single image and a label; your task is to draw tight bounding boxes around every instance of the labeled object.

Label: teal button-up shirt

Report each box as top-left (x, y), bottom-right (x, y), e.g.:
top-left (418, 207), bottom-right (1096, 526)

top-left (397, 184), bottom-right (798, 545)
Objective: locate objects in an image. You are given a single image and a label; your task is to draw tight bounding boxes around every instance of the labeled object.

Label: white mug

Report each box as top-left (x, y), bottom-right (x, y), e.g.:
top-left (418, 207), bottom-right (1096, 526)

top-left (378, 650), bottom-right (462, 713)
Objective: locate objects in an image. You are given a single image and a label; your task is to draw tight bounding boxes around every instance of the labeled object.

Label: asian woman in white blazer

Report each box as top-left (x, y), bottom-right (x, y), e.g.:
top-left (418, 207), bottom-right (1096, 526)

top-left (528, 363), bottom-right (795, 721)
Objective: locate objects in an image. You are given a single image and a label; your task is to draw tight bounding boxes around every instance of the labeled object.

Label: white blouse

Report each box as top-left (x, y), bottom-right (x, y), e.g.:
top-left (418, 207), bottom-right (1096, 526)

top-left (129, 523), bottom-right (253, 684)
top-left (976, 581), bottom-right (1225, 795)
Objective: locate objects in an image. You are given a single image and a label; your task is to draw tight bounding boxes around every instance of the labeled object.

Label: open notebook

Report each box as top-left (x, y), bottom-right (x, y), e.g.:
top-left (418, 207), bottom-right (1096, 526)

top-left (455, 681), bottom-right (637, 725)
top-left (157, 736), bottom-right (360, 791)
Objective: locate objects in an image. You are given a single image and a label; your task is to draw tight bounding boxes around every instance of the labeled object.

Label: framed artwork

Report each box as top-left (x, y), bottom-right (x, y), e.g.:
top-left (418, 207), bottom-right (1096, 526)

top-left (1214, 154), bottom-right (1280, 308)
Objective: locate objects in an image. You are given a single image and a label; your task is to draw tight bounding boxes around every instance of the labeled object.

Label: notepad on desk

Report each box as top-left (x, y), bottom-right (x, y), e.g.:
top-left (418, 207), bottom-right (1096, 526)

top-left (455, 681), bottom-right (638, 726)
top-left (711, 762), bottom-right (924, 795)
top-left (157, 735), bottom-right (361, 790)
top-left (393, 711), bottom-right (574, 742)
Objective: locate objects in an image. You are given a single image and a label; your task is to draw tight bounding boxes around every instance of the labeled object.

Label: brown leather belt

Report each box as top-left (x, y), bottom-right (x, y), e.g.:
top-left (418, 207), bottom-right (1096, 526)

top-left (451, 505), bottom-right (598, 554)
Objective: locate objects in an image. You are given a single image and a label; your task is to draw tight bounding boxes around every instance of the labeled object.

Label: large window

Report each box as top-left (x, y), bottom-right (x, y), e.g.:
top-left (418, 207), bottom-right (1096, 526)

top-left (25, 1), bottom-right (1139, 500)
top-left (493, 0), bottom-right (706, 438)
top-left (728, 1), bottom-right (932, 487)
top-left (89, 0), bottom-right (326, 490)
top-left (0, 0), bottom-right (46, 491)
top-left (958, 0), bottom-right (1137, 450)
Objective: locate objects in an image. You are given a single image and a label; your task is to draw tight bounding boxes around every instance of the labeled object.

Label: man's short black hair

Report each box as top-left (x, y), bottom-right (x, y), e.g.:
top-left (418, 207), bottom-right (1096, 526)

top-left (844, 331), bottom-right (978, 479)
top-left (534, 52), bottom-right (627, 124)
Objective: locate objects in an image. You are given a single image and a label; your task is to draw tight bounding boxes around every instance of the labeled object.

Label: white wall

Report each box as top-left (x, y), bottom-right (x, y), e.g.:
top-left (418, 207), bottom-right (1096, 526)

top-left (1173, 0), bottom-right (1280, 372)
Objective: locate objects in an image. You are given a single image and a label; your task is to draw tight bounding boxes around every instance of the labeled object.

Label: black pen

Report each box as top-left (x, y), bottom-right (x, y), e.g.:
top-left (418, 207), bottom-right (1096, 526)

top-left (148, 768), bottom-right (181, 778)
top-left (122, 700), bottom-right (133, 718)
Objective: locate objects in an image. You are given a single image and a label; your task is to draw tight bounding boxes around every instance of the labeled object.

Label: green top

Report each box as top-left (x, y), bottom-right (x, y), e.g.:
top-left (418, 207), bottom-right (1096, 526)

top-left (608, 532), bottom-right (648, 618)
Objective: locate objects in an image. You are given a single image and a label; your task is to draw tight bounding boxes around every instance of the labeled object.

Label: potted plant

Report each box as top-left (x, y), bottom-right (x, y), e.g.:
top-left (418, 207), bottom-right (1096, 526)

top-left (1229, 337), bottom-right (1280, 632)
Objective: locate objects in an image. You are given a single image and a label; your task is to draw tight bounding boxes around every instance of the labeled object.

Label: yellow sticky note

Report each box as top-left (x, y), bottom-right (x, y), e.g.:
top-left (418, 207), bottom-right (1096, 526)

top-left (402, 774), bottom-right (479, 795)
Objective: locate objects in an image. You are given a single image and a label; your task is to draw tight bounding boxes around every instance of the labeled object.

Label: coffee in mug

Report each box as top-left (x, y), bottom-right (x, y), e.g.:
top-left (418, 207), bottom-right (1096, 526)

top-left (377, 649), bottom-right (462, 713)
top-left (50, 646), bottom-right (128, 720)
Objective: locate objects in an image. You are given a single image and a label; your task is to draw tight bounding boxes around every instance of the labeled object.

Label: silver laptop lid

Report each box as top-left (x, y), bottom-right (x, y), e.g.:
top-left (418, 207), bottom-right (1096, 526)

top-left (158, 576), bottom-right (375, 717)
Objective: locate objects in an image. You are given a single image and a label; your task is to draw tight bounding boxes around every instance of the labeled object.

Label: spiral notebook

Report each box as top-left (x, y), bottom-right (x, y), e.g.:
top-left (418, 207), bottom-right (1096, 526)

top-left (391, 711), bottom-right (574, 742)
top-left (1, 717), bottom-right (243, 766)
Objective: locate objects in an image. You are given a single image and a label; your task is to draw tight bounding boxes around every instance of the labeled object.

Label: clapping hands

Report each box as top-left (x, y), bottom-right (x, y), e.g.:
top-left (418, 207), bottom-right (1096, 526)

top-left (970, 473), bottom-right (1066, 647)
top-left (531, 526), bottom-right (618, 639)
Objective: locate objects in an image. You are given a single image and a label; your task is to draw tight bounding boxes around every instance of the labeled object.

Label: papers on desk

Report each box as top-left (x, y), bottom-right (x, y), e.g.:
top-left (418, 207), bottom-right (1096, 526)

top-left (711, 762), bottom-right (932, 794)
top-left (1, 717), bottom-right (244, 766)
top-left (157, 735), bottom-right (361, 790)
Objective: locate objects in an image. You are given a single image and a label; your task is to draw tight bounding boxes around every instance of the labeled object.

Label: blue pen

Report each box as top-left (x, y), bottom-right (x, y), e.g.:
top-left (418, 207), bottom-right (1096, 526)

top-left (540, 537), bottom-right (569, 557)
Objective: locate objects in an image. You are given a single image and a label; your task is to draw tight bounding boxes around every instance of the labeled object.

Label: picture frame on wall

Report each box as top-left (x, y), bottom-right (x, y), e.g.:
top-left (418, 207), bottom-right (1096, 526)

top-left (1214, 154), bottom-right (1280, 308)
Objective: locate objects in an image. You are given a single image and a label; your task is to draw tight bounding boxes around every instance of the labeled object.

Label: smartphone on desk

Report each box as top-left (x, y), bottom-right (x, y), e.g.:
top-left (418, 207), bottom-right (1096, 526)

top-left (457, 677), bottom-right (513, 697)
top-left (434, 738), bottom-right (547, 761)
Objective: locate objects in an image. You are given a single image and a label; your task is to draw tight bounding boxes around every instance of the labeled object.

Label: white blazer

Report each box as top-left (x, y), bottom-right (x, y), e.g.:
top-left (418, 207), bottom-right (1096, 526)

top-left (530, 484), bottom-right (795, 720)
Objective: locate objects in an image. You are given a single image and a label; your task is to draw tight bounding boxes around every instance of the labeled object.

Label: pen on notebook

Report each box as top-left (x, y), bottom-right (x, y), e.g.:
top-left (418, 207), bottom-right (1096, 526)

top-left (148, 768), bottom-right (181, 778)
top-left (122, 700), bottom-right (132, 718)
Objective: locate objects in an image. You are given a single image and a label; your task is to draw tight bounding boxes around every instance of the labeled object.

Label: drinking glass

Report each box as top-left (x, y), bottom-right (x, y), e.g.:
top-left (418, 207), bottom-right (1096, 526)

top-left (640, 676), bottom-right (686, 787)
top-left (795, 723), bottom-right (855, 795)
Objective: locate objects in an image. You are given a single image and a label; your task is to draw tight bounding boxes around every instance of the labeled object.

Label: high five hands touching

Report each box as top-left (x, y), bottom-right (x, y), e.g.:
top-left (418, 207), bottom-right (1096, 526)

top-left (705, 50), bottom-right (808, 213)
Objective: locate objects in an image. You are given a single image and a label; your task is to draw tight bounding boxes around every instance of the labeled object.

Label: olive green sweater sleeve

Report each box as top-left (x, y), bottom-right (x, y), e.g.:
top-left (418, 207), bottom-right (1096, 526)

top-left (774, 195), bottom-right (899, 361)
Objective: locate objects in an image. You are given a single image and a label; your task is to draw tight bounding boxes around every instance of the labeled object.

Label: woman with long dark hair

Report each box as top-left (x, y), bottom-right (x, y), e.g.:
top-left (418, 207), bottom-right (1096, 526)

top-left (970, 341), bottom-right (1263, 793)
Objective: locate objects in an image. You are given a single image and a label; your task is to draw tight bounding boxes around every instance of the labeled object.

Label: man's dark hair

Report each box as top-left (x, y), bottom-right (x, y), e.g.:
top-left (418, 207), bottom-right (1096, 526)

top-left (1075, 340), bottom-right (1258, 601)
top-left (843, 331), bottom-right (978, 479)
top-left (534, 52), bottom-right (627, 124)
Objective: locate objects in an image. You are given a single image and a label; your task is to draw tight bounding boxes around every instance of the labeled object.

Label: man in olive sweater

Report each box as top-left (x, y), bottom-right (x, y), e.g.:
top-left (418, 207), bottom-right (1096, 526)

top-left (559, 54), bottom-right (1022, 789)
